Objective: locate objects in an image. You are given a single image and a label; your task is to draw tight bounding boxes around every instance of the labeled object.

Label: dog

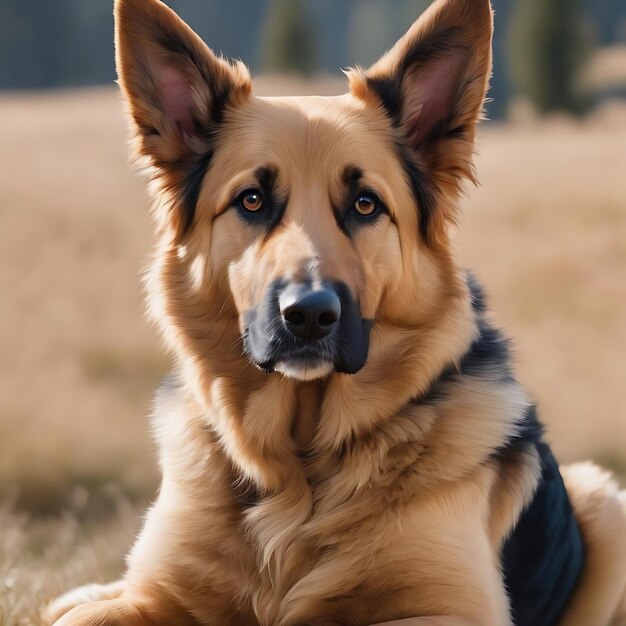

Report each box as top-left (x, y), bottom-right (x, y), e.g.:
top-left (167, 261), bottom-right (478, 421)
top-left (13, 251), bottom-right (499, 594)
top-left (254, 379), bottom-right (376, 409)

top-left (45, 0), bottom-right (626, 624)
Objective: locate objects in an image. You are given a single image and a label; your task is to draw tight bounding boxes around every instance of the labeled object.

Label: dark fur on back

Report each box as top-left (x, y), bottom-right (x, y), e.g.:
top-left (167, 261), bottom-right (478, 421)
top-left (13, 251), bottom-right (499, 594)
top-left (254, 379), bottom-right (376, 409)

top-left (502, 438), bottom-right (585, 626)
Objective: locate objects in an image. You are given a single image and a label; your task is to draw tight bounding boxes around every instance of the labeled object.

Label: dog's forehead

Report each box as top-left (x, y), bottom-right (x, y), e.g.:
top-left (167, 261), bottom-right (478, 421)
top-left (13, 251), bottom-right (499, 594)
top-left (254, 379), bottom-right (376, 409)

top-left (243, 93), bottom-right (374, 139)
top-left (253, 93), bottom-right (360, 118)
top-left (221, 92), bottom-right (396, 174)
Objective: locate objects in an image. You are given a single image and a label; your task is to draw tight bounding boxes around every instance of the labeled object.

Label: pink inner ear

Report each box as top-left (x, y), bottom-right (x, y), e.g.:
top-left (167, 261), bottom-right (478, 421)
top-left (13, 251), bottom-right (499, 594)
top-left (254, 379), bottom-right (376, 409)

top-left (402, 51), bottom-right (469, 148)
top-left (156, 65), bottom-right (195, 135)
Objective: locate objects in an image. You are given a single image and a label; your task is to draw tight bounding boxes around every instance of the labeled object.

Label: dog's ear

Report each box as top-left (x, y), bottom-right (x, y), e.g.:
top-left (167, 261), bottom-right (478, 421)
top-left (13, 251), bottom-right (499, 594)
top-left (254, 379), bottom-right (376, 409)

top-left (349, 0), bottom-right (493, 245)
top-left (114, 0), bottom-right (251, 238)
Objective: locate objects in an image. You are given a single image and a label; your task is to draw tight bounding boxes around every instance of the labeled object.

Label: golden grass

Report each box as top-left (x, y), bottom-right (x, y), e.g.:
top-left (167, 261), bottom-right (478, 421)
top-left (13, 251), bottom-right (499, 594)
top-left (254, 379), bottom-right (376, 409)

top-left (1, 78), bottom-right (625, 623)
top-left (0, 499), bottom-right (140, 626)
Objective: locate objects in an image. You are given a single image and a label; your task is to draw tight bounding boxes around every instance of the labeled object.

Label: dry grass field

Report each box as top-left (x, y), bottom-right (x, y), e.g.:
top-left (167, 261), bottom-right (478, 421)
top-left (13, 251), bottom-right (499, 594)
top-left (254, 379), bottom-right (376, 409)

top-left (1, 77), bottom-right (625, 624)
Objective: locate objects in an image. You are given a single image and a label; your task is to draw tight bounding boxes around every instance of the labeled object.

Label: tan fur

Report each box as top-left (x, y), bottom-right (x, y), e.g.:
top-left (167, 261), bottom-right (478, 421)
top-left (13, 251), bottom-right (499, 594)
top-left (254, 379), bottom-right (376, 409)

top-left (558, 464), bottom-right (626, 626)
top-left (45, 0), bottom-right (626, 625)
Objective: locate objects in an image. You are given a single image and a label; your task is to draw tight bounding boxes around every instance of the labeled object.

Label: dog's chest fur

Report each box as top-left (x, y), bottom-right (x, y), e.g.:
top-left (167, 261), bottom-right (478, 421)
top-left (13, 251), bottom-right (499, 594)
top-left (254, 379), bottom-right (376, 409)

top-left (147, 397), bottom-right (507, 624)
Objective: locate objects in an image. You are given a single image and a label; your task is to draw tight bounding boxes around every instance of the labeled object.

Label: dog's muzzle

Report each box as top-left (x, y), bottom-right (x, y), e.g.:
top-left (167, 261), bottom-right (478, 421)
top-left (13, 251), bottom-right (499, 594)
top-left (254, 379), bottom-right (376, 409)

top-left (243, 280), bottom-right (372, 380)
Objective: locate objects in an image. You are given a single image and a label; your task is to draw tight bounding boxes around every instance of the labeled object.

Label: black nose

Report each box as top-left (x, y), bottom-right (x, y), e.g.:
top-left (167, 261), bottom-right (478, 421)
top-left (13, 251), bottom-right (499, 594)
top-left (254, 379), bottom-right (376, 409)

top-left (279, 285), bottom-right (341, 340)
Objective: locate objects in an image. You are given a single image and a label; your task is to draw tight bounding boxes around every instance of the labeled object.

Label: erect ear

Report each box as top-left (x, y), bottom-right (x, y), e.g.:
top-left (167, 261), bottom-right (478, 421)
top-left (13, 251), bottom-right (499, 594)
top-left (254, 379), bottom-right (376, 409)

top-left (349, 0), bottom-right (493, 245)
top-left (114, 0), bottom-right (251, 239)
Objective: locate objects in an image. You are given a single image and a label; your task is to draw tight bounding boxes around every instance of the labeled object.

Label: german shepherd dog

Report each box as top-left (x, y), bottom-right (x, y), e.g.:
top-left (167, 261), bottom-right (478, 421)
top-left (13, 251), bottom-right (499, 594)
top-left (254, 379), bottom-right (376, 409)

top-left (45, 0), bottom-right (626, 624)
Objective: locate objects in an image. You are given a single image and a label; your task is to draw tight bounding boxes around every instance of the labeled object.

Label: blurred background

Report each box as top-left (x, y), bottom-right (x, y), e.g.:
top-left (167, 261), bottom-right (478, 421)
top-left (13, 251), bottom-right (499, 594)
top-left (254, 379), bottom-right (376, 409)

top-left (0, 0), bottom-right (625, 623)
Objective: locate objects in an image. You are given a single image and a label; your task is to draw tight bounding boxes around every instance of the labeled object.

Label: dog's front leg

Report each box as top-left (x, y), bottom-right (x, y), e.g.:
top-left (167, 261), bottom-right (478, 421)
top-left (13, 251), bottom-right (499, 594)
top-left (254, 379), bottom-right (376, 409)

top-left (46, 596), bottom-right (157, 626)
top-left (43, 580), bottom-right (199, 626)
top-left (43, 581), bottom-right (125, 625)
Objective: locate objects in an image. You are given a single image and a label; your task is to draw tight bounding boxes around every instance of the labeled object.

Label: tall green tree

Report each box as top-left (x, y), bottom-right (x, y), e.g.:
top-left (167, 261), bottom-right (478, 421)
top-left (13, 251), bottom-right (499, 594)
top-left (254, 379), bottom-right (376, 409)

top-left (263, 0), bottom-right (316, 75)
top-left (509, 0), bottom-right (590, 113)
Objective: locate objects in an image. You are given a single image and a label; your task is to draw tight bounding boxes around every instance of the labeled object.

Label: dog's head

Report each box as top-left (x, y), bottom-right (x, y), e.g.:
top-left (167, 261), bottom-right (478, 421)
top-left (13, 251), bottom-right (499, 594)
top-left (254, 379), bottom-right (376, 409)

top-left (115, 0), bottom-right (492, 383)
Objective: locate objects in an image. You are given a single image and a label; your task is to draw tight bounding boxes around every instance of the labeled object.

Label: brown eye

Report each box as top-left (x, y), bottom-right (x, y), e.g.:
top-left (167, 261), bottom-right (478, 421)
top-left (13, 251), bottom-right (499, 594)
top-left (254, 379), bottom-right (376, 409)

top-left (241, 191), bottom-right (263, 212)
top-left (354, 194), bottom-right (377, 216)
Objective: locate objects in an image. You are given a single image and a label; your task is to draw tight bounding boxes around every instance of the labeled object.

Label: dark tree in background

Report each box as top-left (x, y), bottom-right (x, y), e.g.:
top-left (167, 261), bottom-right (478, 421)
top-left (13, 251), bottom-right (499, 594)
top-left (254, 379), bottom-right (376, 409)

top-left (263, 0), bottom-right (316, 75)
top-left (509, 0), bottom-right (590, 113)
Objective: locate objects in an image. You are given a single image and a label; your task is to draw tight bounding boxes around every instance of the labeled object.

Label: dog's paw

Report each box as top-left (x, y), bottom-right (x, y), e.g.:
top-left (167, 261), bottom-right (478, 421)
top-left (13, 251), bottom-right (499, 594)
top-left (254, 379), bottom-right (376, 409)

top-left (43, 581), bottom-right (124, 625)
top-left (43, 596), bottom-right (152, 626)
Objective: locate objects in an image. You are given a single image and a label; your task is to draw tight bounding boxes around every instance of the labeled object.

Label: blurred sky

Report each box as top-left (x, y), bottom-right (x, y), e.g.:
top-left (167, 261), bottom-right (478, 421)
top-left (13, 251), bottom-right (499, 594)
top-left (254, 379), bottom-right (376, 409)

top-left (1, 0), bottom-right (625, 119)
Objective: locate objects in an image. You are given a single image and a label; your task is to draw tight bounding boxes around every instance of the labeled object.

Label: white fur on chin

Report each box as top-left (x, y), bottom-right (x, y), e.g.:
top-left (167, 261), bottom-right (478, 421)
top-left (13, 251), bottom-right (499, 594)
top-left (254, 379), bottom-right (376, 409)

top-left (274, 360), bottom-right (334, 381)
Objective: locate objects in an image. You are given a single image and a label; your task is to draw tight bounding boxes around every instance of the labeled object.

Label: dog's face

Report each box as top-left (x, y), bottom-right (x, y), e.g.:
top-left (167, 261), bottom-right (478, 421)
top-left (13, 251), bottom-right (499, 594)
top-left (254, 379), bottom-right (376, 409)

top-left (197, 95), bottom-right (420, 381)
top-left (115, 0), bottom-right (492, 382)
top-left (207, 95), bottom-right (407, 380)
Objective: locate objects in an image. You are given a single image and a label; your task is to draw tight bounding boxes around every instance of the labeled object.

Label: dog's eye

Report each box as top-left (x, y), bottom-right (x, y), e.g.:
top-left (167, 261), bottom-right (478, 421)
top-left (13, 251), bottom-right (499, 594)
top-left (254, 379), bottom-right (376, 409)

top-left (354, 194), bottom-right (378, 217)
top-left (239, 190), bottom-right (263, 212)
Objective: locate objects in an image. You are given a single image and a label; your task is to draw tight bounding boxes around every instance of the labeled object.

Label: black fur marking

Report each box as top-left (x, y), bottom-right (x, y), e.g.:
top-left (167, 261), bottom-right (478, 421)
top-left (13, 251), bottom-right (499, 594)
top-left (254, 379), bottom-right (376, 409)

top-left (256, 165), bottom-right (286, 234)
top-left (367, 76), bottom-right (401, 122)
top-left (460, 273), bottom-right (513, 381)
top-left (492, 404), bottom-right (544, 460)
top-left (460, 319), bottom-right (513, 382)
top-left (342, 165), bottom-right (364, 186)
top-left (466, 271), bottom-right (487, 313)
top-left (181, 150), bottom-right (214, 233)
top-left (397, 147), bottom-right (438, 241)
top-left (501, 441), bottom-right (585, 626)
top-left (336, 166), bottom-right (364, 235)
top-left (256, 165), bottom-right (278, 189)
